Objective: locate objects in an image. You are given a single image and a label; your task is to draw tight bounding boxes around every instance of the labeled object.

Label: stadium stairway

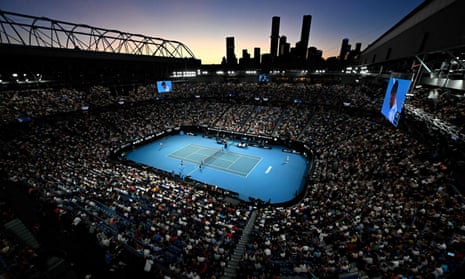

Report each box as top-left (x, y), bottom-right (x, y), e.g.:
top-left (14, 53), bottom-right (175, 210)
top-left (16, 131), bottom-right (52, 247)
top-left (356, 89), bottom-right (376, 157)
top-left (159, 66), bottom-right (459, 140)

top-left (222, 209), bottom-right (258, 279)
top-left (3, 218), bottom-right (40, 250)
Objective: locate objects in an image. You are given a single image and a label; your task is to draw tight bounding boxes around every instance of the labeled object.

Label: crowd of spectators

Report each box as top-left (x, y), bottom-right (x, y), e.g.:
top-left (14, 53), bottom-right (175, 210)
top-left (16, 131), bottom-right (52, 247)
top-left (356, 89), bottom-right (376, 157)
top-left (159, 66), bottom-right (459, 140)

top-left (1, 80), bottom-right (465, 279)
top-left (239, 109), bottom-right (465, 278)
top-left (1, 103), bottom-right (251, 278)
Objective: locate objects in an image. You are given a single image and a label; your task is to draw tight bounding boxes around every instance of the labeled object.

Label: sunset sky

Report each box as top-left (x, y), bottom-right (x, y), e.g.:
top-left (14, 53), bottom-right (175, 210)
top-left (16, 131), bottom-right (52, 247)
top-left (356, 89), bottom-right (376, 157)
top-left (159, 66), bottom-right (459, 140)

top-left (1, 0), bottom-right (424, 64)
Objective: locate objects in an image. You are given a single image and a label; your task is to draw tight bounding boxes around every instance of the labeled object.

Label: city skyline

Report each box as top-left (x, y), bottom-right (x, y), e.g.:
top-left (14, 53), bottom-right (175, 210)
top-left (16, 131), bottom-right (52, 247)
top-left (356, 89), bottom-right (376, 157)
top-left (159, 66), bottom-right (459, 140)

top-left (0, 0), bottom-right (424, 65)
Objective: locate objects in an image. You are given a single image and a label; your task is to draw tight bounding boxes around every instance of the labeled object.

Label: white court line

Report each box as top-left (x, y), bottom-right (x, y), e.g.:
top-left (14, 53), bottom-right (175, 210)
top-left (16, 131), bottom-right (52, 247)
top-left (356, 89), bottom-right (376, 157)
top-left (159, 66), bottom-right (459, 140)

top-left (227, 153), bottom-right (242, 166)
top-left (265, 166), bottom-right (272, 174)
top-left (173, 144), bottom-right (262, 177)
top-left (245, 157), bottom-right (263, 178)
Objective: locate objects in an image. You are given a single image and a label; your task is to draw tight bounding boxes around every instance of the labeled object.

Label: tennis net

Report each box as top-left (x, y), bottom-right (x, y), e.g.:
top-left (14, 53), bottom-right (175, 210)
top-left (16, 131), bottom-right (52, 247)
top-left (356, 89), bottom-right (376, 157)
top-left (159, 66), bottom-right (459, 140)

top-left (203, 149), bottom-right (222, 165)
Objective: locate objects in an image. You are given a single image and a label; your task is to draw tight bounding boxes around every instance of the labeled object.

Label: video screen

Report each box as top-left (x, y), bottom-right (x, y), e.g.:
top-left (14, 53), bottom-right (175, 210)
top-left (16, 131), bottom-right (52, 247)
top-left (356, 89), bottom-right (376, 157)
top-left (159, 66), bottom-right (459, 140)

top-left (381, 77), bottom-right (411, 127)
top-left (258, 73), bottom-right (270, 83)
top-left (156, 80), bottom-right (172, 93)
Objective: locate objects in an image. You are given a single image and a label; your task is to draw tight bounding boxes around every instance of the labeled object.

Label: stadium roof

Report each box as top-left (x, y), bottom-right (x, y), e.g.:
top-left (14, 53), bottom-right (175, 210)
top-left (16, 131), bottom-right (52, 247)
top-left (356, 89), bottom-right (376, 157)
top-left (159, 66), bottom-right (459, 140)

top-left (360, 0), bottom-right (465, 65)
top-left (0, 10), bottom-right (201, 86)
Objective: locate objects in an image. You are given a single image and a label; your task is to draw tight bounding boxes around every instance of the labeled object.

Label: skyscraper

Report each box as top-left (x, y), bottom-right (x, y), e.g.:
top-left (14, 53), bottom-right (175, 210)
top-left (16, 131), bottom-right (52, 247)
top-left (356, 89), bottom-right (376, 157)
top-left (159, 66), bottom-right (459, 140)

top-left (347, 42), bottom-right (362, 63)
top-left (299, 15), bottom-right (312, 56)
top-left (354, 42), bottom-right (362, 53)
top-left (339, 38), bottom-right (350, 61)
top-left (294, 15), bottom-right (312, 64)
top-left (279, 36), bottom-right (288, 56)
top-left (226, 36), bottom-right (237, 65)
top-left (270, 16), bottom-right (280, 58)
top-left (239, 49), bottom-right (252, 67)
top-left (254, 47), bottom-right (261, 65)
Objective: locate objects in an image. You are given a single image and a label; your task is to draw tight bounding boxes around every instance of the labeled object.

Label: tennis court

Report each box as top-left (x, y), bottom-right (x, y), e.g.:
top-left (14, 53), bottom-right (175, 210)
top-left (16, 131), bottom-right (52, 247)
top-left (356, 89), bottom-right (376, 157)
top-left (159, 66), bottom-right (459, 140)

top-left (168, 144), bottom-right (261, 177)
top-left (125, 134), bottom-right (309, 204)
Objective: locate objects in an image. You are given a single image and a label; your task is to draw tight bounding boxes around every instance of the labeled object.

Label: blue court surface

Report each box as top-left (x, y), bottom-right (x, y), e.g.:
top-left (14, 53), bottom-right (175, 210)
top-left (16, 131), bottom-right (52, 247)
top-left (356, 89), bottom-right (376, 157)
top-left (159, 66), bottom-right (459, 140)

top-left (168, 144), bottom-right (261, 177)
top-left (125, 134), bottom-right (309, 203)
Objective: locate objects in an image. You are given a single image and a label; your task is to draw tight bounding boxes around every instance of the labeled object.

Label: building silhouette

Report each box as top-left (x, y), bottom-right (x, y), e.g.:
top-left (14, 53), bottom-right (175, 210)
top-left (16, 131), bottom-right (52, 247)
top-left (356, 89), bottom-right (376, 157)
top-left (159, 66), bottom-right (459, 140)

top-left (223, 14), bottom-right (319, 69)
top-left (339, 38), bottom-right (350, 62)
top-left (270, 16), bottom-right (280, 59)
top-left (239, 49), bottom-right (252, 67)
top-left (279, 36), bottom-right (290, 57)
top-left (268, 14), bottom-right (313, 68)
top-left (226, 36), bottom-right (237, 66)
top-left (296, 15), bottom-right (312, 62)
top-left (308, 46), bottom-right (324, 70)
top-left (337, 38), bottom-right (362, 68)
top-left (253, 47), bottom-right (261, 66)
top-left (346, 42), bottom-right (362, 64)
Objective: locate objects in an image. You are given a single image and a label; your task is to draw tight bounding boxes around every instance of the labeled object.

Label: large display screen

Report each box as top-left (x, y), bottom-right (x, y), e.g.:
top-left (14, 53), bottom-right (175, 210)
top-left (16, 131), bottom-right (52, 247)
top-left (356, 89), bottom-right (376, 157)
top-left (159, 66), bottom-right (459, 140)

top-left (156, 80), bottom-right (172, 93)
top-left (258, 73), bottom-right (270, 83)
top-left (381, 77), bottom-right (411, 127)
